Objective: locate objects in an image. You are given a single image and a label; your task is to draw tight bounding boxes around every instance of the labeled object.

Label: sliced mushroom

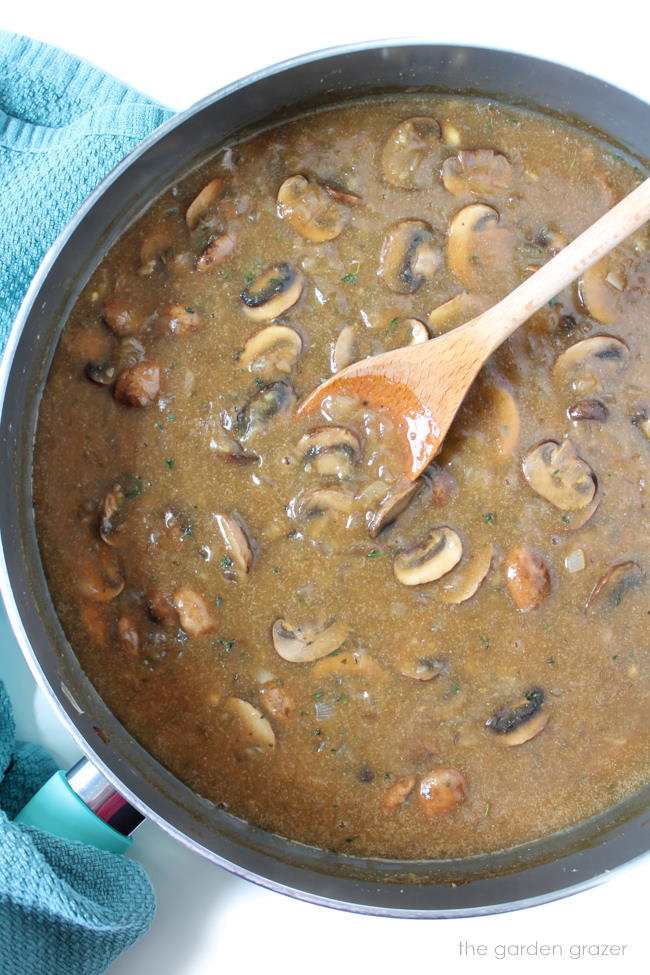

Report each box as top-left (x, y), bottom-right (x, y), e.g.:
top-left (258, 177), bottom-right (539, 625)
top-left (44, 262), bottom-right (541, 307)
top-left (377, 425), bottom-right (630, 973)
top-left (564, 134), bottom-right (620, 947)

top-left (277, 174), bottom-right (351, 242)
top-left (116, 615), bottom-right (140, 660)
top-left (418, 766), bottom-right (467, 817)
top-left (385, 317), bottom-right (430, 349)
top-left (399, 656), bottom-right (449, 681)
top-left (368, 478), bottom-right (423, 538)
top-left (522, 440), bottom-right (596, 511)
top-left (438, 544), bottom-right (493, 604)
top-left (381, 775), bottom-right (416, 811)
top-left (313, 650), bottom-right (383, 681)
top-left (482, 385), bottom-right (520, 460)
top-left (172, 586), bottom-right (215, 636)
top-left (379, 220), bottom-right (442, 294)
top-left (560, 494), bottom-right (600, 533)
top-left (428, 292), bottom-right (486, 332)
top-left (195, 233), bottom-right (236, 272)
top-left (258, 680), bottom-right (295, 721)
top-left (237, 380), bottom-right (295, 439)
top-left (138, 227), bottom-right (174, 275)
top-left (441, 149), bottom-right (512, 196)
top-left (144, 589), bottom-right (178, 627)
top-left (504, 544), bottom-right (551, 611)
top-left (553, 335), bottom-right (629, 394)
top-left (240, 264), bottom-right (304, 322)
top-left (393, 526), bottom-right (463, 586)
top-left (579, 252), bottom-right (630, 323)
top-left (113, 362), bottom-right (161, 407)
top-left (331, 324), bottom-right (358, 373)
top-left (271, 618), bottom-right (348, 663)
top-left (223, 697), bottom-right (275, 750)
top-left (77, 555), bottom-right (125, 603)
top-left (381, 117), bottom-right (442, 189)
top-left (101, 298), bottom-right (141, 337)
top-left (486, 687), bottom-right (549, 746)
top-left (297, 425), bottom-right (362, 478)
top-left (84, 362), bottom-right (116, 386)
top-left (156, 303), bottom-right (204, 337)
top-left (239, 324), bottom-right (302, 379)
top-left (297, 487), bottom-right (354, 523)
top-left (427, 465), bottom-right (456, 506)
top-left (186, 177), bottom-right (226, 231)
top-left (567, 398), bottom-right (609, 422)
top-left (213, 511), bottom-right (254, 577)
top-left (447, 203), bottom-right (515, 288)
top-left (585, 561), bottom-right (645, 612)
top-left (99, 484), bottom-right (126, 547)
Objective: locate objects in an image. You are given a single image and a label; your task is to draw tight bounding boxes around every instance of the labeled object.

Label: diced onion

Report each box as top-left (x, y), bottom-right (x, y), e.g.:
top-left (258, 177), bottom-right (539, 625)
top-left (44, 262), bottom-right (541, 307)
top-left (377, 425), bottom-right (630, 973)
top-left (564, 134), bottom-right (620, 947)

top-left (565, 548), bottom-right (586, 573)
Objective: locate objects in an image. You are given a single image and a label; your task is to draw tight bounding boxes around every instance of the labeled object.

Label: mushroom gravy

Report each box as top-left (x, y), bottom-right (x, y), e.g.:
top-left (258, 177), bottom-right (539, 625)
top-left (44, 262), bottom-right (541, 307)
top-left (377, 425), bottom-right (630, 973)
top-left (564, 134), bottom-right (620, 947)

top-left (33, 95), bottom-right (650, 860)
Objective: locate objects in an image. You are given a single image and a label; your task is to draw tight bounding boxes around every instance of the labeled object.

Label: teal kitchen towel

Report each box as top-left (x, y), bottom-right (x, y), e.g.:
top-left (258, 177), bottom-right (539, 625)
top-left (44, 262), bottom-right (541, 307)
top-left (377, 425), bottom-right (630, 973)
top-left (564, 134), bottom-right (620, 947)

top-left (0, 29), bottom-right (172, 351)
top-left (0, 679), bottom-right (156, 975)
top-left (0, 30), bottom-right (172, 975)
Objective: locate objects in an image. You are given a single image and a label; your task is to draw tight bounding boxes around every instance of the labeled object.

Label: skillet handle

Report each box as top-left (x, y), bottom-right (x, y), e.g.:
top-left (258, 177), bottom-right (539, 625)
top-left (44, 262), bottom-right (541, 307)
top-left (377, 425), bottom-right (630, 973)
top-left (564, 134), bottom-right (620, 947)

top-left (14, 757), bottom-right (144, 854)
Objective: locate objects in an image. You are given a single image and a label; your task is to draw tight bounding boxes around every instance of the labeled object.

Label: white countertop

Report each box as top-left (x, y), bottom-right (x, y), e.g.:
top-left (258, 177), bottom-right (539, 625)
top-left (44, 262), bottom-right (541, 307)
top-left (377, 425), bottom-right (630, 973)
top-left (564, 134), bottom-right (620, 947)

top-left (2, 2), bottom-right (649, 972)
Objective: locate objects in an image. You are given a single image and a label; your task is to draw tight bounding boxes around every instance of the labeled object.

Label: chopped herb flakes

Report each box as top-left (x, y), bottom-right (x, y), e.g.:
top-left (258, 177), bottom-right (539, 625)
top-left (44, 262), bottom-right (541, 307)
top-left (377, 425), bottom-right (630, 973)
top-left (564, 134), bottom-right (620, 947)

top-left (220, 556), bottom-right (234, 569)
top-left (164, 458), bottom-right (175, 469)
top-left (481, 512), bottom-right (495, 525)
top-left (341, 272), bottom-right (357, 284)
top-left (367, 549), bottom-right (381, 559)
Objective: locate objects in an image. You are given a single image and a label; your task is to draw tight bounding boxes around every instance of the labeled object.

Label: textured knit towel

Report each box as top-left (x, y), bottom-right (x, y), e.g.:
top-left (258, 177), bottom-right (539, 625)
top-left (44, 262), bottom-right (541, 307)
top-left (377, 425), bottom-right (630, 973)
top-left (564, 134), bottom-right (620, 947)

top-left (0, 30), bottom-right (172, 975)
top-left (0, 30), bottom-right (172, 347)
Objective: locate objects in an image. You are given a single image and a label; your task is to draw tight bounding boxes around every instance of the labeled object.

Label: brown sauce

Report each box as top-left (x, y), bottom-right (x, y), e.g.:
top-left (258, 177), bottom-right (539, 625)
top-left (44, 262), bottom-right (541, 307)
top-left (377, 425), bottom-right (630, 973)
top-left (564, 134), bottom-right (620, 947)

top-left (33, 95), bottom-right (650, 859)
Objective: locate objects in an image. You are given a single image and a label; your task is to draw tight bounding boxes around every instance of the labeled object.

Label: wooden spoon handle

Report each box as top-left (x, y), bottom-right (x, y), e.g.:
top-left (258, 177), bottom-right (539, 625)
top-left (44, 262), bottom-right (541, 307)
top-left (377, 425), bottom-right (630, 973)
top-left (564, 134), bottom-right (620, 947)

top-left (469, 175), bottom-right (650, 353)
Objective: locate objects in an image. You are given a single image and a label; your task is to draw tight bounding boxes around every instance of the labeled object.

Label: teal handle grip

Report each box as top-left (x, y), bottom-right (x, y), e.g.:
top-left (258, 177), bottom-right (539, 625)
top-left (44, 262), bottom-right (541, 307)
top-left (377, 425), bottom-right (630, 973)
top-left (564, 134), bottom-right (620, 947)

top-left (15, 770), bottom-right (132, 854)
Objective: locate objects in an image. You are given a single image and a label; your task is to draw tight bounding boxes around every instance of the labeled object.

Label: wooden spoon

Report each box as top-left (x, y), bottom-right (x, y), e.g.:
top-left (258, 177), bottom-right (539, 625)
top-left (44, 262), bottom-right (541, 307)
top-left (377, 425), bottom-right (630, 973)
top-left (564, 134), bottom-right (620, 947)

top-left (298, 177), bottom-right (650, 479)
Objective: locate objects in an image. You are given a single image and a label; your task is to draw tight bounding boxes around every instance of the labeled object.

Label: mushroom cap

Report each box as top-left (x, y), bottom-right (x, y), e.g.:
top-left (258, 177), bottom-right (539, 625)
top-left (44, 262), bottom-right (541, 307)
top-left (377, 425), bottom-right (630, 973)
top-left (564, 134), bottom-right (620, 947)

top-left (239, 324), bottom-right (303, 379)
top-left (522, 439), bottom-right (597, 511)
top-left (224, 697), bottom-right (276, 750)
top-left (381, 116), bottom-right (442, 189)
top-left (277, 174), bottom-right (350, 242)
top-left (504, 544), bottom-right (552, 611)
top-left (379, 219), bottom-right (442, 294)
top-left (447, 203), bottom-right (515, 289)
top-left (441, 149), bottom-right (512, 196)
top-left (271, 618), bottom-right (349, 663)
top-left (113, 362), bottom-right (161, 407)
top-left (393, 526), bottom-right (463, 586)
top-left (417, 767), bottom-right (467, 817)
top-left (172, 586), bottom-right (215, 637)
top-left (240, 264), bottom-right (304, 322)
